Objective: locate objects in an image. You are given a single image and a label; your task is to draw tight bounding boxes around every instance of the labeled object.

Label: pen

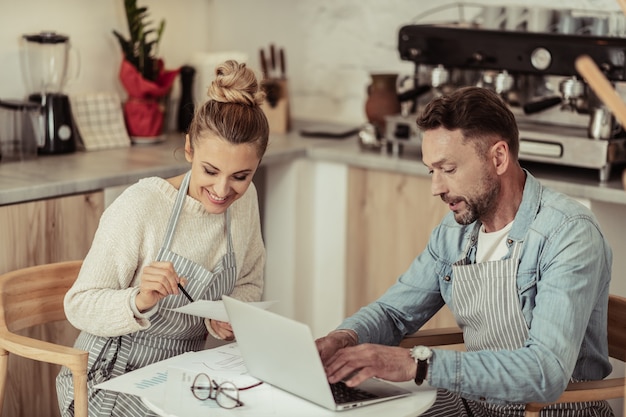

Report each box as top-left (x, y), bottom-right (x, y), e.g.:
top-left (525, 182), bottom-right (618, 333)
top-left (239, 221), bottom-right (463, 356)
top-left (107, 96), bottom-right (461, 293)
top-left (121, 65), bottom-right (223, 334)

top-left (178, 283), bottom-right (194, 302)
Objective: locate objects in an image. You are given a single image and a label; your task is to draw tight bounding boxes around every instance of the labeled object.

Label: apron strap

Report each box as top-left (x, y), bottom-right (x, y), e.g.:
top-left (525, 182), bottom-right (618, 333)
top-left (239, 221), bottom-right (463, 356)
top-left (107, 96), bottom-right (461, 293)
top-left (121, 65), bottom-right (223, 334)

top-left (161, 170), bottom-right (192, 252)
top-left (225, 208), bottom-right (233, 253)
top-left (161, 171), bottom-right (233, 253)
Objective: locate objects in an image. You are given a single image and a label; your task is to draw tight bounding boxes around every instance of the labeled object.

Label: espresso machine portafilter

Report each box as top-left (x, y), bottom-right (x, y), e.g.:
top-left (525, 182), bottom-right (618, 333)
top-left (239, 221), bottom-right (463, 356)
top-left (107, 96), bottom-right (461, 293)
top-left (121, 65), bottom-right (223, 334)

top-left (388, 23), bottom-right (626, 181)
top-left (522, 76), bottom-right (586, 114)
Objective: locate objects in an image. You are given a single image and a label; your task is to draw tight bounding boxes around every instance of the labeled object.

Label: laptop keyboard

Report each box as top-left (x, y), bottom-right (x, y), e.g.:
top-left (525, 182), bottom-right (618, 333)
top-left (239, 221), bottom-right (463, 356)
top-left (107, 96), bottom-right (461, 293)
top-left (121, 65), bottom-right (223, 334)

top-left (330, 381), bottom-right (379, 404)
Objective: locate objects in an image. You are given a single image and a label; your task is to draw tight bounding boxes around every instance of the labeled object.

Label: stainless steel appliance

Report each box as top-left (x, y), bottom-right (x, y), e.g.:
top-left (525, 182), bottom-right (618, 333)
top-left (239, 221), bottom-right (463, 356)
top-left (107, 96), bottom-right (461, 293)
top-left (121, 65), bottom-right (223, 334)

top-left (386, 10), bottom-right (626, 182)
top-left (21, 31), bottom-right (77, 155)
top-left (0, 99), bottom-right (40, 162)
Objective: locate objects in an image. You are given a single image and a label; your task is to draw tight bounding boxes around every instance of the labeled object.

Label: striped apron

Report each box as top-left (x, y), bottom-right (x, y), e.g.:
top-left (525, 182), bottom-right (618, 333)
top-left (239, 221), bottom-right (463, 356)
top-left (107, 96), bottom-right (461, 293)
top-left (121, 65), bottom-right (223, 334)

top-left (422, 224), bottom-right (613, 417)
top-left (57, 171), bottom-right (238, 417)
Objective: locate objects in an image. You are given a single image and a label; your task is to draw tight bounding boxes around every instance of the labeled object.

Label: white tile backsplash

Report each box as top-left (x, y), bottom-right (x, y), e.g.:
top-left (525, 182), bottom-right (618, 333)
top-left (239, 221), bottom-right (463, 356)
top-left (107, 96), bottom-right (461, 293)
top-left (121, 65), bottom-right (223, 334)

top-left (209, 0), bottom-right (623, 125)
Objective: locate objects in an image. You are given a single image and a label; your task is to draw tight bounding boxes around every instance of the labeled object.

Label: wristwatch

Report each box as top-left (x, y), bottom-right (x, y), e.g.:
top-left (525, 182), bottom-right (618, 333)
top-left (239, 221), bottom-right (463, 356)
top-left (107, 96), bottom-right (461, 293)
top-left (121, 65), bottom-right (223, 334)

top-left (409, 345), bottom-right (432, 386)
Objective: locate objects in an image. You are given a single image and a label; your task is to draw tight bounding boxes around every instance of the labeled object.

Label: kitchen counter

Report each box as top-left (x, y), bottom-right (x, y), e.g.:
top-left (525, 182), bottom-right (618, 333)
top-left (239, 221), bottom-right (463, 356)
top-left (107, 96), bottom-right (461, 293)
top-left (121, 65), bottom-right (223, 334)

top-left (1, 121), bottom-right (626, 206)
top-left (312, 141), bottom-right (626, 205)
top-left (0, 128), bottom-right (310, 206)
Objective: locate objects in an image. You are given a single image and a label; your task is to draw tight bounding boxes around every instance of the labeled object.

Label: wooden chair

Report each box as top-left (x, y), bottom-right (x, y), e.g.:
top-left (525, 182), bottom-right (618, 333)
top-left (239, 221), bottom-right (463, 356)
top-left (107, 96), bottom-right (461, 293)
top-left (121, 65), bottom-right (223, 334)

top-left (400, 294), bottom-right (626, 417)
top-left (0, 261), bottom-right (88, 417)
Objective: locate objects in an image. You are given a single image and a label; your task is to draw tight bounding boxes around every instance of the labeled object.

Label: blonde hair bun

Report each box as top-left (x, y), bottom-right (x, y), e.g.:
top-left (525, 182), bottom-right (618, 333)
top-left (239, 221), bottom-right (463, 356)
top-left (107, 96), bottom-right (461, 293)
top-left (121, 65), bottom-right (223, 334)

top-left (206, 60), bottom-right (265, 106)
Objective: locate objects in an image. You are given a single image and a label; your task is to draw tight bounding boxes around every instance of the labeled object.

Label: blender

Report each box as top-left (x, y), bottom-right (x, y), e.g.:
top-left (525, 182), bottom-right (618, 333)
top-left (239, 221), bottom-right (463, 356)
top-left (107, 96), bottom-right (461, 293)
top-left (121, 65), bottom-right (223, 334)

top-left (21, 31), bottom-right (77, 155)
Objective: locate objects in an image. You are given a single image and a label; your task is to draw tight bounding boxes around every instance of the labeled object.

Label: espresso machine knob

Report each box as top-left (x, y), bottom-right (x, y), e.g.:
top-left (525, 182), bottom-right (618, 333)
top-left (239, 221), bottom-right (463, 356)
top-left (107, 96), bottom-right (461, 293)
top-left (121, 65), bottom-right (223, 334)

top-left (471, 52), bottom-right (485, 63)
top-left (430, 65), bottom-right (449, 89)
top-left (494, 71), bottom-right (514, 94)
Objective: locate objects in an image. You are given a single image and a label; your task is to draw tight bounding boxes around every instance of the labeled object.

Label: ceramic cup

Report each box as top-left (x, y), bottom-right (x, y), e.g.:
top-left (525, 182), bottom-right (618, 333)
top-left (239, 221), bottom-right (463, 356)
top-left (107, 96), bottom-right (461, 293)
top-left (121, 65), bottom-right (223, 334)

top-left (527, 8), bottom-right (555, 32)
top-left (588, 106), bottom-right (622, 140)
top-left (556, 11), bottom-right (583, 34)
top-left (588, 17), bottom-right (609, 36)
top-left (608, 12), bottom-right (626, 37)
top-left (476, 6), bottom-right (507, 30)
top-left (504, 6), bottom-right (530, 31)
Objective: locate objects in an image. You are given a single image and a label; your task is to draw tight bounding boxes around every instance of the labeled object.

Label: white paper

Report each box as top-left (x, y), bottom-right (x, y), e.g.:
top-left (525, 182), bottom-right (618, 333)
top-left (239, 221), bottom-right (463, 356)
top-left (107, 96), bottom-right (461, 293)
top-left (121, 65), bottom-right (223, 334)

top-left (164, 352), bottom-right (270, 415)
top-left (94, 344), bottom-right (251, 402)
top-left (167, 300), bottom-right (277, 322)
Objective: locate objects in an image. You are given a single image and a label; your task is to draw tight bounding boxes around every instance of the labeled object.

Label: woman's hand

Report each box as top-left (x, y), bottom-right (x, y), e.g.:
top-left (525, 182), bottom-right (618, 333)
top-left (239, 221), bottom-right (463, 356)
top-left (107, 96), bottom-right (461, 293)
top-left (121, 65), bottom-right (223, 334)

top-left (135, 261), bottom-right (186, 312)
top-left (210, 319), bottom-right (235, 341)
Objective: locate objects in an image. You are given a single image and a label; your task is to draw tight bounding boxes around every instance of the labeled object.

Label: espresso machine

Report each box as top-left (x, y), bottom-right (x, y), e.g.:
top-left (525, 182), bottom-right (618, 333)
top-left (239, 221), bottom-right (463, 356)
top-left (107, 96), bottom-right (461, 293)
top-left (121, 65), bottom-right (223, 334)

top-left (386, 8), bottom-right (626, 182)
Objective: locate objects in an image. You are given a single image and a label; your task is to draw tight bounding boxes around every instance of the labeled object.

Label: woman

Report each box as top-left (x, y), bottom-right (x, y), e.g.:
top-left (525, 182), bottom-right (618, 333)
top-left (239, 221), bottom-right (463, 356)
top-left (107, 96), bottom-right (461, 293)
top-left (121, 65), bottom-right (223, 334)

top-left (56, 60), bottom-right (269, 416)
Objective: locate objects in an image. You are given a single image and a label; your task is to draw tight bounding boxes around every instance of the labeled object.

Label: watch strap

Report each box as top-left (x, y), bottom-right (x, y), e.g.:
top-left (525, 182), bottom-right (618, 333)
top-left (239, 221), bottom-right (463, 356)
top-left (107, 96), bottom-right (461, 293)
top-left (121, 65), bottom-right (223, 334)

top-left (415, 358), bottom-right (428, 385)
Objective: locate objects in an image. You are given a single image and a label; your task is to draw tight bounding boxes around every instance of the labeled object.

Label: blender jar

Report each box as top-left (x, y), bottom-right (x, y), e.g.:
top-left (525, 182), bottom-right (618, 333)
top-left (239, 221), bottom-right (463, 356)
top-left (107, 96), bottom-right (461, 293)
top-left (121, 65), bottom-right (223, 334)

top-left (20, 31), bottom-right (71, 97)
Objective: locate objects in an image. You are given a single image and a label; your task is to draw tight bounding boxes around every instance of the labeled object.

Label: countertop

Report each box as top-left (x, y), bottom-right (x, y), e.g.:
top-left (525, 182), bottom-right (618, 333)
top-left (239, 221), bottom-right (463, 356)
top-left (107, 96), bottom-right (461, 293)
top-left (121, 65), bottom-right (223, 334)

top-left (1, 121), bottom-right (626, 206)
top-left (0, 127), bottom-right (310, 206)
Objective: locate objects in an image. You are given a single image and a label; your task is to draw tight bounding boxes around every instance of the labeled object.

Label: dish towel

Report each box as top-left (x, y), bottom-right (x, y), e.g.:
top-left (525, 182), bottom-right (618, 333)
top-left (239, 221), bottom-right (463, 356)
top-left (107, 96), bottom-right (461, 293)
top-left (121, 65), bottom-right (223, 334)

top-left (70, 92), bottom-right (131, 150)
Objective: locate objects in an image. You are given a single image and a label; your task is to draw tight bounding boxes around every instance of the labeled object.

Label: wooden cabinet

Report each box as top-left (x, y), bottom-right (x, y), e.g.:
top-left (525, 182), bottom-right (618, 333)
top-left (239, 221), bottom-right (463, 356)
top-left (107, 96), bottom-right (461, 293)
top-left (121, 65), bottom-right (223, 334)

top-left (345, 167), bottom-right (456, 330)
top-left (0, 192), bottom-right (104, 417)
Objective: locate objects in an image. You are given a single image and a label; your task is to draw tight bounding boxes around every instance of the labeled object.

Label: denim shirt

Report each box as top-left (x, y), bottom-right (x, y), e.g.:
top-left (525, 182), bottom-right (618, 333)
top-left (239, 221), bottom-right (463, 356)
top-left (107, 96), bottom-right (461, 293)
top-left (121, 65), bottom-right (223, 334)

top-left (339, 171), bottom-right (612, 405)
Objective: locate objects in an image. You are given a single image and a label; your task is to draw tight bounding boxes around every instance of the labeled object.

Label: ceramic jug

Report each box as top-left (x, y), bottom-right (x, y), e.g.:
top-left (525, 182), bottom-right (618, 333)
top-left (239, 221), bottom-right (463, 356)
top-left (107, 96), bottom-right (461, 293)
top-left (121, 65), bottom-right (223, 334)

top-left (365, 73), bottom-right (401, 136)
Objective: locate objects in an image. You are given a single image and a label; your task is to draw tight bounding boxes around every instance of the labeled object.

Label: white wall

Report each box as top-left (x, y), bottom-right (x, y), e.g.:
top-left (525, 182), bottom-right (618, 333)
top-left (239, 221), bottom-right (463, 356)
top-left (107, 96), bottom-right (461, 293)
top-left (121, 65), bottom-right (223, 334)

top-left (263, 158), bottom-right (348, 338)
top-left (2, 0), bottom-right (621, 123)
top-left (0, 0), bottom-right (211, 102)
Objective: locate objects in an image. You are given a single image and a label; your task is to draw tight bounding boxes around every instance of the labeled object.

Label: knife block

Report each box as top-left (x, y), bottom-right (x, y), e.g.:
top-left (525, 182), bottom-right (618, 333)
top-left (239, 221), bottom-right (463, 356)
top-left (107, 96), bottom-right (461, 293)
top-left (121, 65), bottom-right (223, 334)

top-left (261, 78), bottom-right (290, 134)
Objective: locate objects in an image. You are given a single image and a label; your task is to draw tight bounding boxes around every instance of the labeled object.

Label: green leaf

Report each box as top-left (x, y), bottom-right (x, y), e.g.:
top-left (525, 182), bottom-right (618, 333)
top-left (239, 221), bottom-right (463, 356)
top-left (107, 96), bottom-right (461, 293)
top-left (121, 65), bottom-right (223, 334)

top-left (114, 0), bottom-right (165, 81)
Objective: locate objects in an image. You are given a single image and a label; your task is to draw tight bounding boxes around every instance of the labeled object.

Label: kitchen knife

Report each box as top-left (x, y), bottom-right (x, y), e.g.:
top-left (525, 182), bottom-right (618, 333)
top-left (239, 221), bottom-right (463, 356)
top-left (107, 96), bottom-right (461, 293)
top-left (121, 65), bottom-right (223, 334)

top-left (279, 48), bottom-right (286, 78)
top-left (260, 49), bottom-right (269, 79)
top-left (270, 44), bottom-right (277, 76)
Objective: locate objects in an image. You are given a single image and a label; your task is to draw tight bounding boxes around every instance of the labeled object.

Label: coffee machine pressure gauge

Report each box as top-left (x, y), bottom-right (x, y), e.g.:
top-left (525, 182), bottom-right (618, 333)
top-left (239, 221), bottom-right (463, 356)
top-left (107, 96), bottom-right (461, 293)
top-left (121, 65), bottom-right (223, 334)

top-left (531, 47), bottom-right (552, 71)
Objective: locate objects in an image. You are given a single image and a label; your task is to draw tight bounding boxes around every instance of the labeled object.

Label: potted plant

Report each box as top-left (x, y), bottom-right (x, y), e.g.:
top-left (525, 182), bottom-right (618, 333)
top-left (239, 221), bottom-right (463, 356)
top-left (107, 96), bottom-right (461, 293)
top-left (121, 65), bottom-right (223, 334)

top-left (113, 0), bottom-right (179, 139)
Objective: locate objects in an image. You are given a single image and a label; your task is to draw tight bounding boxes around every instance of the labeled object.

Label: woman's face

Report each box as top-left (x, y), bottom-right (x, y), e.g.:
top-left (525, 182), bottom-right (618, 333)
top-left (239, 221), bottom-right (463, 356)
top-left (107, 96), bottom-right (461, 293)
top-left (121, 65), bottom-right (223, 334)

top-left (185, 133), bottom-right (261, 214)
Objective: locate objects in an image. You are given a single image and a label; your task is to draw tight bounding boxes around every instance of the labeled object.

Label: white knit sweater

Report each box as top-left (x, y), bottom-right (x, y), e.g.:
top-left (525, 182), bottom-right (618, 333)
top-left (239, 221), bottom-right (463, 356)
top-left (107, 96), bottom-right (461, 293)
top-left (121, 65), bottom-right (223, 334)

top-left (64, 176), bottom-right (265, 337)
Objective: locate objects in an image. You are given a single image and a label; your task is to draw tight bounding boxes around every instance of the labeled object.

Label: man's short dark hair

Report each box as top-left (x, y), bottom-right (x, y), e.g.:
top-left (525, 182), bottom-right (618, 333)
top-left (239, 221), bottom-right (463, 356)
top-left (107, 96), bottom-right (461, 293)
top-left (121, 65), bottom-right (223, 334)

top-left (416, 86), bottom-right (519, 158)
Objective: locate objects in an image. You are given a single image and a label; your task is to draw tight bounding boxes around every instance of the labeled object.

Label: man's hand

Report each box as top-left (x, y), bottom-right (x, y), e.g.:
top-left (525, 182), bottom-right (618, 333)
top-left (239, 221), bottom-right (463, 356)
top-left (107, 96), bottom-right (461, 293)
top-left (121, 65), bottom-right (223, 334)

top-left (316, 330), bottom-right (358, 363)
top-left (323, 343), bottom-right (418, 387)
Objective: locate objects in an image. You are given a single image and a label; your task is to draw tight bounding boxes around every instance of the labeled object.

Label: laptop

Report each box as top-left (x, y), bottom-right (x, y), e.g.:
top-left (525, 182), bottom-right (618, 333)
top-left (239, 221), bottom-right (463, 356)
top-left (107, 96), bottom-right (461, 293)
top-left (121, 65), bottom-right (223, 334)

top-left (222, 295), bottom-right (413, 411)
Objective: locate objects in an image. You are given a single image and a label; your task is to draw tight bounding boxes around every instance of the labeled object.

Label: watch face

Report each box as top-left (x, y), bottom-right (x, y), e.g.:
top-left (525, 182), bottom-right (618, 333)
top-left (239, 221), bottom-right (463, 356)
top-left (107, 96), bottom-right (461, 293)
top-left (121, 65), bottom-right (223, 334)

top-left (411, 345), bottom-right (432, 361)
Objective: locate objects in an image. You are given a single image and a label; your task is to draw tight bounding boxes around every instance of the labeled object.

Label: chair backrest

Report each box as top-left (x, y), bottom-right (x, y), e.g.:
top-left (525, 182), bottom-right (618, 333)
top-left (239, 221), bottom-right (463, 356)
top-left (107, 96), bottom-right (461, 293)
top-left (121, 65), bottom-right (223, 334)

top-left (0, 260), bottom-right (83, 332)
top-left (607, 294), bottom-right (626, 362)
top-left (0, 260), bottom-right (87, 417)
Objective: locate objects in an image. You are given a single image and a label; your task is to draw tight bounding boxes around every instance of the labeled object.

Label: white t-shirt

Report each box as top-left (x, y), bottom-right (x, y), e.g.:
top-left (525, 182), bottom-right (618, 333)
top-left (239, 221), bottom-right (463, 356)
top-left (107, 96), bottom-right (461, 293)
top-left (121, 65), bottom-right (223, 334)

top-left (476, 221), bottom-right (514, 263)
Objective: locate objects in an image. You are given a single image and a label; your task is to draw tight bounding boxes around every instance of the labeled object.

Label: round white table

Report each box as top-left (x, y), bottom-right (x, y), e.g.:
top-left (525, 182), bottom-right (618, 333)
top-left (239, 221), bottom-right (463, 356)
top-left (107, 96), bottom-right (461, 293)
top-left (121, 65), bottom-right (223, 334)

top-left (142, 380), bottom-right (437, 417)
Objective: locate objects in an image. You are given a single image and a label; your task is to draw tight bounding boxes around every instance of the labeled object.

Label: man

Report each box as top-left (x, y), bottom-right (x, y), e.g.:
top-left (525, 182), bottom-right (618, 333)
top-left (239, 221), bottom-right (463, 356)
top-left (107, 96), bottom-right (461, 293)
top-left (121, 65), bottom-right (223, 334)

top-left (316, 87), bottom-right (614, 416)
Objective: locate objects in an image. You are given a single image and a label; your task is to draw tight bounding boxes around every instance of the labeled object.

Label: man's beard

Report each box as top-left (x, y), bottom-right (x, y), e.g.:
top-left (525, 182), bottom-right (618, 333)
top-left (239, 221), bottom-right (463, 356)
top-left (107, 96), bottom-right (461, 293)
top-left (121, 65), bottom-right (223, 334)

top-left (447, 174), bottom-right (500, 226)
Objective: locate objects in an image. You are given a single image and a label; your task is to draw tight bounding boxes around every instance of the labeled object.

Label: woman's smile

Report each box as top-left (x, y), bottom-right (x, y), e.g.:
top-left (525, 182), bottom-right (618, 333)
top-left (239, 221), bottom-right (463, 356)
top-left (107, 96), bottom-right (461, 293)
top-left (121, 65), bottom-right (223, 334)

top-left (205, 188), bottom-right (231, 205)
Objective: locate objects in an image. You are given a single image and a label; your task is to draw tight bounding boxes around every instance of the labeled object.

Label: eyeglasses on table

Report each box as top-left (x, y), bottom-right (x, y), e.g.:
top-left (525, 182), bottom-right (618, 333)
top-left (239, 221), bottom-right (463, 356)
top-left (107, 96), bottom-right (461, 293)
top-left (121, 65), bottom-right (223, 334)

top-left (190, 373), bottom-right (263, 409)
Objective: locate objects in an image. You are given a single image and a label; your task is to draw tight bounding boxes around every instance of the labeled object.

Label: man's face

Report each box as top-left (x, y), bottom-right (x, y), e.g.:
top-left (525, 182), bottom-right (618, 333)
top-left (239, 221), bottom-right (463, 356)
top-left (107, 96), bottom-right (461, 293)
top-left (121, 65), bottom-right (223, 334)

top-left (422, 127), bottom-right (500, 225)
